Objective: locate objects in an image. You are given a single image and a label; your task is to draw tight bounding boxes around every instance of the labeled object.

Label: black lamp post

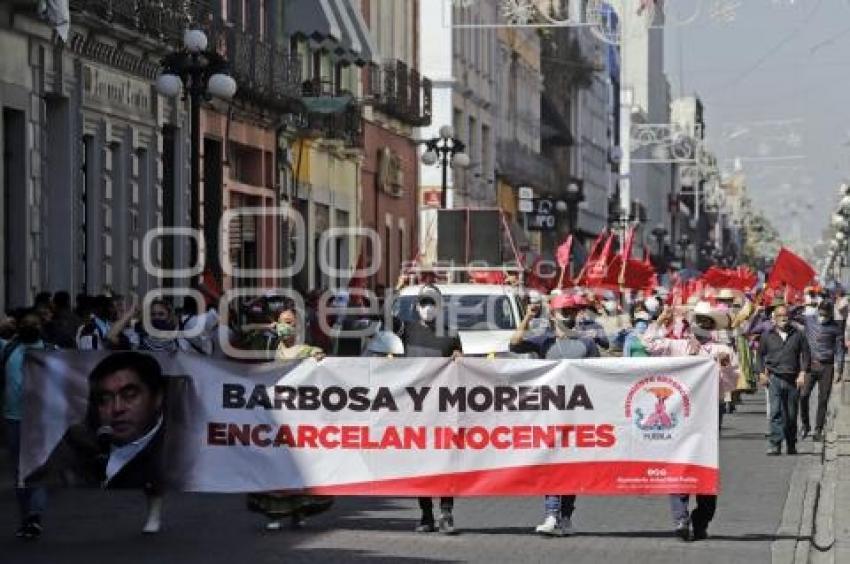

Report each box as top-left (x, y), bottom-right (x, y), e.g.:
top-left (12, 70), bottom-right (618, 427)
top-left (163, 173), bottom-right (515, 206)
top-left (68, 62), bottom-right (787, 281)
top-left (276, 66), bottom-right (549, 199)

top-left (555, 182), bottom-right (583, 235)
top-left (420, 125), bottom-right (470, 209)
top-left (677, 235), bottom-right (692, 267)
top-left (156, 29), bottom-right (237, 283)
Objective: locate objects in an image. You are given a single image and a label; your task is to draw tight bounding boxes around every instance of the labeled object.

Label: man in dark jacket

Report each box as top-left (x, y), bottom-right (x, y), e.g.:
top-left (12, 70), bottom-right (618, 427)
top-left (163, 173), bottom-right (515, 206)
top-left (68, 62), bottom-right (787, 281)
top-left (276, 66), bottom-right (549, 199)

top-left (400, 285), bottom-right (462, 535)
top-left (800, 301), bottom-right (844, 441)
top-left (758, 306), bottom-right (811, 455)
top-left (26, 352), bottom-right (167, 532)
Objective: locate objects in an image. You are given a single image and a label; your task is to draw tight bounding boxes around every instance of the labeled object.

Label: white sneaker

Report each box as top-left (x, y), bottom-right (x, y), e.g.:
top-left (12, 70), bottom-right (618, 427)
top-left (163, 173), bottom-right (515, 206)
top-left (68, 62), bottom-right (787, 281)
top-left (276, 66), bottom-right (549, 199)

top-left (265, 519), bottom-right (283, 531)
top-left (535, 515), bottom-right (563, 536)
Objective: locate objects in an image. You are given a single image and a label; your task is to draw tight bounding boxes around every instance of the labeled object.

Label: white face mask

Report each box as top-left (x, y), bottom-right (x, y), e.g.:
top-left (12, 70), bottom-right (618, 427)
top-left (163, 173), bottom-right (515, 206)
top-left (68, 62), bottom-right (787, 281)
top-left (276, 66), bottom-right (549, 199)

top-left (417, 304), bottom-right (437, 322)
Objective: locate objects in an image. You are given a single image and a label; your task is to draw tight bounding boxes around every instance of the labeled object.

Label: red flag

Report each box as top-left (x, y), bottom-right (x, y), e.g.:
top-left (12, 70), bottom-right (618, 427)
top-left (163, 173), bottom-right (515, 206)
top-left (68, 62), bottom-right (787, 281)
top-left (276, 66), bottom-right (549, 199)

top-left (347, 246), bottom-right (369, 306)
top-left (556, 235), bottom-right (574, 268)
top-left (581, 233), bottom-right (617, 287)
top-left (767, 247), bottom-right (815, 291)
top-left (575, 230), bottom-right (608, 284)
top-left (469, 270), bottom-right (507, 285)
top-left (701, 266), bottom-right (758, 292)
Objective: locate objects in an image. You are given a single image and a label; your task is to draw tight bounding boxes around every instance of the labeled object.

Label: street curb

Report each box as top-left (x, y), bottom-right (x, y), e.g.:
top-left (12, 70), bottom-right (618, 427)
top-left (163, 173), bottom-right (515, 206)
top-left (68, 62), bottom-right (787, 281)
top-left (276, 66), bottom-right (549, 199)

top-left (806, 380), bottom-right (850, 564)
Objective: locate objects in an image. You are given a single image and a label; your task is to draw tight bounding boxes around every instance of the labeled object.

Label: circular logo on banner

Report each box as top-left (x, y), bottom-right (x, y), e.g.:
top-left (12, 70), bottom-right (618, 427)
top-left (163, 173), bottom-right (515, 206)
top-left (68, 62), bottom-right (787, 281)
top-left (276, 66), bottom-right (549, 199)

top-left (624, 375), bottom-right (692, 441)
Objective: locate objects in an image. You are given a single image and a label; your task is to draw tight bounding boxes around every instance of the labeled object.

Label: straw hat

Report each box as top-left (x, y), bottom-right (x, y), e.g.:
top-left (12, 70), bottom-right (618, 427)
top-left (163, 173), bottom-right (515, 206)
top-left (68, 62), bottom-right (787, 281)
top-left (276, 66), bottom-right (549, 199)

top-left (690, 301), bottom-right (731, 330)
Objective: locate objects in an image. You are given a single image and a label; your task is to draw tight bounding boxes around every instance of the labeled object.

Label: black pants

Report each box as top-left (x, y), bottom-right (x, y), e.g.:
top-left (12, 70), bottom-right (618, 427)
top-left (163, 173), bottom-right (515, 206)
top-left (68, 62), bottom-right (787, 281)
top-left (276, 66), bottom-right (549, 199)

top-left (670, 494), bottom-right (717, 529)
top-left (418, 497), bottom-right (453, 521)
top-left (801, 363), bottom-right (834, 431)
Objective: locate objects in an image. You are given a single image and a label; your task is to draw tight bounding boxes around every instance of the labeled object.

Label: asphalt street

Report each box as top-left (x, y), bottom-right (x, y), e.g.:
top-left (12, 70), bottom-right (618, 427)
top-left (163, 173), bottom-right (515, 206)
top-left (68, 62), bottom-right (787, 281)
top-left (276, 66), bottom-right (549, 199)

top-left (0, 392), bottom-right (815, 564)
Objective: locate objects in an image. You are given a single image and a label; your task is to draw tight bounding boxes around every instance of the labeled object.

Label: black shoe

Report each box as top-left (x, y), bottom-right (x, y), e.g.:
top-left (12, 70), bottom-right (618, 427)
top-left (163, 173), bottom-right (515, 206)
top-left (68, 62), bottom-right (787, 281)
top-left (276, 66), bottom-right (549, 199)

top-left (692, 526), bottom-right (708, 541)
top-left (17, 517), bottom-right (42, 540)
top-left (766, 445), bottom-right (782, 456)
top-left (415, 516), bottom-right (436, 533)
top-left (813, 430), bottom-right (824, 442)
top-left (800, 426), bottom-right (811, 440)
top-left (787, 445), bottom-right (797, 455)
top-left (674, 520), bottom-right (690, 541)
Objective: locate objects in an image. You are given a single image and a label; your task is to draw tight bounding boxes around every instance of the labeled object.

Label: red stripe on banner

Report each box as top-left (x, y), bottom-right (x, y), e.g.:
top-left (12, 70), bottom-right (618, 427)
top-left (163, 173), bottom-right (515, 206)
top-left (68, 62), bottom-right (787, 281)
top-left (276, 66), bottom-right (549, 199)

top-left (303, 461), bottom-right (718, 497)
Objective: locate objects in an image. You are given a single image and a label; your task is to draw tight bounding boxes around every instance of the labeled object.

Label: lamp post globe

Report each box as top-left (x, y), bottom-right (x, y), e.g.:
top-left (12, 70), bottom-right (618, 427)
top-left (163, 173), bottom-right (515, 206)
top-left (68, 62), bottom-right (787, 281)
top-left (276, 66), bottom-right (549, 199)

top-left (208, 73), bottom-right (238, 100)
top-left (156, 73), bottom-right (183, 97)
top-left (183, 29), bottom-right (208, 53)
top-left (452, 152), bottom-right (470, 168)
top-left (439, 125), bottom-right (454, 140)
top-left (421, 150), bottom-right (438, 166)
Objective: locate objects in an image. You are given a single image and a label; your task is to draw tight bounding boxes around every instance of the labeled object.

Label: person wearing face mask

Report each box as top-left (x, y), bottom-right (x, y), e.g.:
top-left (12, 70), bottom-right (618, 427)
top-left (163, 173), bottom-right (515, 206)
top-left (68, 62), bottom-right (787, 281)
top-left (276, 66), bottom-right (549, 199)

top-left (757, 305), bottom-right (811, 456)
top-left (1, 312), bottom-right (49, 539)
top-left (575, 297), bottom-right (610, 351)
top-left (398, 285), bottom-right (462, 534)
top-left (799, 301), bottom-right (844, 442)
top-left (105, 299), bottom-right (178, 353)
top-left (247, 306), bottom-right (330, 531)
top-left (623, 311), bottom-right (651, 357)
top-left (642, 303), bottom-right (739, 542)
top-left (510, 293), bottom-right (599, 537)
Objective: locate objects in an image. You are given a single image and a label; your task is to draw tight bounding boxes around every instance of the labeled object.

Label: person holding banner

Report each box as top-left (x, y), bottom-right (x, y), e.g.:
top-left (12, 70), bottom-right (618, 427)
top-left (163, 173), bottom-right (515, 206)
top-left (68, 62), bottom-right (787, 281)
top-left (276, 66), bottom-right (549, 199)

top-left (510, 293), bottom-right (600, 537)
top-left (643, 302), bottom-right (739, 541)
top-left (399, 285), bottom-right (462, 534)
top-left (246, 305), bottom-right (331, 531)
top-left (2, 312), bottom-right (49, 539)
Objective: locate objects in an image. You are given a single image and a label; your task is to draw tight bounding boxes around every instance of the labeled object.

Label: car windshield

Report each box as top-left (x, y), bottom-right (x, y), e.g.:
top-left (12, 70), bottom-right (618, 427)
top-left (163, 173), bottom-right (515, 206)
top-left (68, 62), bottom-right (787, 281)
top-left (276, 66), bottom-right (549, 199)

top-left (393, 294), bottom-right (517, 331)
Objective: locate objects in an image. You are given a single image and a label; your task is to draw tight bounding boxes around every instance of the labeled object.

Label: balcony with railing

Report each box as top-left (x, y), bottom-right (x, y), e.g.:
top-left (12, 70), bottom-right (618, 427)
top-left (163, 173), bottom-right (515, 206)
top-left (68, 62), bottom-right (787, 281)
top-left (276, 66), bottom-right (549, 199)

top-left (370, 60), bottom-right (432, 127)
top-left (67, 0), bottom-right (301, 111)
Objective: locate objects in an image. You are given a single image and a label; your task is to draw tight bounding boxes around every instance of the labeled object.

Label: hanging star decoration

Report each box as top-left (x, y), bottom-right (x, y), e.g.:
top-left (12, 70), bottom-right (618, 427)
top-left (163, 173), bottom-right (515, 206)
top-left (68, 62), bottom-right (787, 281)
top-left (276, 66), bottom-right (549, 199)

top-left (500, 0), bottom-right (537, 26)
top-left (709, 0), bottom-right (740, 23)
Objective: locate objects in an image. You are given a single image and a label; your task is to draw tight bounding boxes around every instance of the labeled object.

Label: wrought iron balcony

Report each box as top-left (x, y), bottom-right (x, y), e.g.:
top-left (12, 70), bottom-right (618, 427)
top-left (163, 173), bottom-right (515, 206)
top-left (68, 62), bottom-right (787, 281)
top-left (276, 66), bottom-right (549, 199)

top-left (68, 0), bottom-right (302, 111)
top-left (302, 101), bottom-right (364, 149)
top-left (371, 60), bottom-right (432, 127)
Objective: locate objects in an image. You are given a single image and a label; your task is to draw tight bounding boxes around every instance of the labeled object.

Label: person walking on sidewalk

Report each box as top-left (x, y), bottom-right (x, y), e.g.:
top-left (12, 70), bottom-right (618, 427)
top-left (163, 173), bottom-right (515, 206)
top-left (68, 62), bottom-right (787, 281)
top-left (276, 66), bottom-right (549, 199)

top-left (758, 305), bottom-right (810, 456)
top-left (800, 301), bottom-right (844, 442)
top-left (399, 285), bottom-right (462, 535)
top-left (510, 293), bottom-right (600, 537)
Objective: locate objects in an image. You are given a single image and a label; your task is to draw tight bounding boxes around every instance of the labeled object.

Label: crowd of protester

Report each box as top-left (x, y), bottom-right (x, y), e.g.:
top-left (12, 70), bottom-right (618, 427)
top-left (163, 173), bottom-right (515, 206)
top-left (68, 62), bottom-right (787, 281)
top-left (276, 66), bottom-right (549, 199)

top-left (1, 279), bottom-right (846, 541)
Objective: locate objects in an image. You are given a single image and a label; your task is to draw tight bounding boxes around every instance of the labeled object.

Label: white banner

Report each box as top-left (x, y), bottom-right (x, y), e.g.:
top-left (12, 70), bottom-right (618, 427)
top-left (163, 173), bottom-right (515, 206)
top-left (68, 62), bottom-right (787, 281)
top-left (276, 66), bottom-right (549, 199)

top-left (21, 352), bottom-right (719, 495)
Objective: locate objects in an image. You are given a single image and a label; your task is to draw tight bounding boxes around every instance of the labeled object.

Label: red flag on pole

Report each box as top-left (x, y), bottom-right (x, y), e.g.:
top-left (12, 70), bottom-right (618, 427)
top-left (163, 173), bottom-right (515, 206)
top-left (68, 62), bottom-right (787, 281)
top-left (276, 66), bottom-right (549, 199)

top-left (556, 235), bottom-right (574, 268)
top-left (575, 230), bottom-right (608, 283)
top-left (766, 247), bottom-right (816, 291)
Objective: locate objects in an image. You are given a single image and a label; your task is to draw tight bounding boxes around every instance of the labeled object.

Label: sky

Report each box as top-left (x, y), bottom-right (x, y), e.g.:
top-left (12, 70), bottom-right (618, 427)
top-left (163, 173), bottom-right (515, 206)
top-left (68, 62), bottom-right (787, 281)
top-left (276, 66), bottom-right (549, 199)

top-left (659, 0), bottom-right (850, 247)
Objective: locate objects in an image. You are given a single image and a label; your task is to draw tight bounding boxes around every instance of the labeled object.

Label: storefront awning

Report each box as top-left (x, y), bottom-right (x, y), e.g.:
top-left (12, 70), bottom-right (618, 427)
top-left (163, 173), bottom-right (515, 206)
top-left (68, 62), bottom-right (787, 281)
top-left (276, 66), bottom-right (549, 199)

top-left (339, 0), bottom-right (380, 66)
top-left (285, 0), bottom-right (378, 67)
top-left (284, 0), bottom-right (342, 44)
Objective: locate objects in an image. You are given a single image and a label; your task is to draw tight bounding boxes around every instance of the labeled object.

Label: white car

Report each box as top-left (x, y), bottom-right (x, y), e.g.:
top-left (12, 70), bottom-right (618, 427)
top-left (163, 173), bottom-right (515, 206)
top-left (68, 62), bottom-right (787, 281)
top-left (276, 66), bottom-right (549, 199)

top-left (392, 284), bottom-right (524, 356)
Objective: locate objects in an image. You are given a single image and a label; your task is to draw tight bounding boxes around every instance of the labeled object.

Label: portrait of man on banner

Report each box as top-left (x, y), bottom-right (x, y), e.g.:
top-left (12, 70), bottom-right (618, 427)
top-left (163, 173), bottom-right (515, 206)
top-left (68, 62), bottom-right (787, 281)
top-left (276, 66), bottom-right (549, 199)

top-left (26, 352), bottom-right (181, 492)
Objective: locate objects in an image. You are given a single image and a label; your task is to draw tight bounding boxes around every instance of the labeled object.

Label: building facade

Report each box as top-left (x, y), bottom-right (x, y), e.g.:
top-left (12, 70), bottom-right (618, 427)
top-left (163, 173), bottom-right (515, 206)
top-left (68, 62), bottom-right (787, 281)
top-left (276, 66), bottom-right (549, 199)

top-left (359, 0), bottom-right (429, 290)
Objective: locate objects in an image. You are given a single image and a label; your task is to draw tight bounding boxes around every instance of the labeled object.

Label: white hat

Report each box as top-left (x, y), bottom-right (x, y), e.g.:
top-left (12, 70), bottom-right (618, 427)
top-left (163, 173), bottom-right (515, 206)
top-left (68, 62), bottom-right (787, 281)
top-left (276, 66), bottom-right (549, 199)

top-left (690, 301), bottom-right (730, 330)
top-left (366, 331), bottom-right (405, 356)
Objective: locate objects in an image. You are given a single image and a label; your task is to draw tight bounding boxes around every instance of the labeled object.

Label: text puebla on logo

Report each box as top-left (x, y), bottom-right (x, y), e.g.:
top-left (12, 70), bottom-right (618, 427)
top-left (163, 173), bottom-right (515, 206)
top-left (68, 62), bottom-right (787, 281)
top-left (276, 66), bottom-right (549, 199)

top-left (624, 375), bottom-right (692, 441)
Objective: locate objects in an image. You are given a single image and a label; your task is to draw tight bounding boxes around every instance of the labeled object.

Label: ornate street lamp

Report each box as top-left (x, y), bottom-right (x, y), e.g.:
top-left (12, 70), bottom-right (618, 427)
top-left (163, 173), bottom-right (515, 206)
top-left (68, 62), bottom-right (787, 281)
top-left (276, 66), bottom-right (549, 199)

top-left (421, 125), bottom-right (470, 209)
top-left (555, 182), bottom-right (583, 234)
top-left (156, 29), bottom-right (237, 280)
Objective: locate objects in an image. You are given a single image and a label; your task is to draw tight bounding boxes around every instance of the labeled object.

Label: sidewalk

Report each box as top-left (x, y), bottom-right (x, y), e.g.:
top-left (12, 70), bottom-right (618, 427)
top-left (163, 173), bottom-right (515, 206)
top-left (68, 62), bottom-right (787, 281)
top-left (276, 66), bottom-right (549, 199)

top-left (812, 377), bottom-right (850, 564)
